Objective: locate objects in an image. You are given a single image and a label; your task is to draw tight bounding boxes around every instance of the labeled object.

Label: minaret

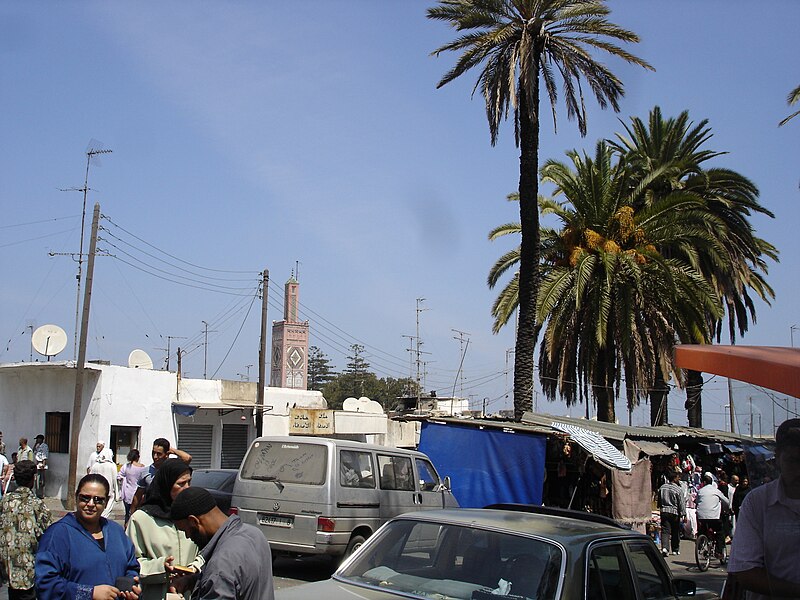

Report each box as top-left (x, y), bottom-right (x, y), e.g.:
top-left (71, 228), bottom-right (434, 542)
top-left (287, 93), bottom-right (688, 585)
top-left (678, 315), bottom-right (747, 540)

top-left (270, 273), bottom-right (309, 389)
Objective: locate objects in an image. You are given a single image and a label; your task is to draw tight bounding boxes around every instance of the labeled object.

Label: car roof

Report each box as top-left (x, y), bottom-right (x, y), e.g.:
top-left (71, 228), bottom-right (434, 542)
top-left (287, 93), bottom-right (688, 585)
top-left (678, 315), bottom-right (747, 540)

top-left (252, 436), bottom-right (430, 458)
top-left (392, 508), bottom-right (647, 547)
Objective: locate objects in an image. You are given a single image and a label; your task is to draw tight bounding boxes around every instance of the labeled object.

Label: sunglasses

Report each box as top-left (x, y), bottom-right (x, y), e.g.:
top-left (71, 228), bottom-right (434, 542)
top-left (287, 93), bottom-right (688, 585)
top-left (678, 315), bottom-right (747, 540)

top-left (77, 494), bottom-right (108, 506)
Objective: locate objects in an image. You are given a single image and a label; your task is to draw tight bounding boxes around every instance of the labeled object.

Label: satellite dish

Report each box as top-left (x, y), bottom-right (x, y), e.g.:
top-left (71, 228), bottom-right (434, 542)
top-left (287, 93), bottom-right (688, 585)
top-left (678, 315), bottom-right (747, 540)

top-left (128, 349), bottom-right (154, 369)
top-left (31, 324), bottom-right (68, 359)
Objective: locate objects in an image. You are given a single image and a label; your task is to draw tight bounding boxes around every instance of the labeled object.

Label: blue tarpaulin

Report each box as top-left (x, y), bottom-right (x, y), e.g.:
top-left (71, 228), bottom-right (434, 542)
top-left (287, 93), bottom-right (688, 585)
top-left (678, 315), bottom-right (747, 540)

top-left (171, 403), bottom-right (198, 416)
top-left (418, 421), bottom-right (546, 508)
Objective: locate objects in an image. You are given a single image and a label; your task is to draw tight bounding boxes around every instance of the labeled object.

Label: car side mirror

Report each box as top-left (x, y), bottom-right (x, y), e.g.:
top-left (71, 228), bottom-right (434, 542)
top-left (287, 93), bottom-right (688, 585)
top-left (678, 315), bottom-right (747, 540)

top-left (672, 578), bottom-right (696, 596)
top-left (441, 476), bottom-right (451, 491)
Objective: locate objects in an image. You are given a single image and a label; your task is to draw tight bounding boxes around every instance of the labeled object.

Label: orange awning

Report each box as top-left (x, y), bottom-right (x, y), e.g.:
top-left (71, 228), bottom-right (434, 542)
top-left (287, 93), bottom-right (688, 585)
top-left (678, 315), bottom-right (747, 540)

top-left (674, 345), bottom-right (800, 398)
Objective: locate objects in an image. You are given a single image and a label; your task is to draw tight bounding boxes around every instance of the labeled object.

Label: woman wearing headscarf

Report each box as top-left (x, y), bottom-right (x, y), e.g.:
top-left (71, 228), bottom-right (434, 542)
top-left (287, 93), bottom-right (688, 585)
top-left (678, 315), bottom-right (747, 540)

top-left (125, 459), bottom-right (203, 600)
top-left (36, 473), bottom-right (139, 600)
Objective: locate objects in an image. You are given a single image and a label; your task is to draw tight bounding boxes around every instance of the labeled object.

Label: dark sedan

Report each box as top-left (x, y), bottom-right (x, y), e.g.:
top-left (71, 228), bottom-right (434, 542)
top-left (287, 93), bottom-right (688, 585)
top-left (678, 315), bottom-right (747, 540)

top-left (191, 468), bottom-right (237, 514)
top-left (277, 505), bottom-right (717, 600)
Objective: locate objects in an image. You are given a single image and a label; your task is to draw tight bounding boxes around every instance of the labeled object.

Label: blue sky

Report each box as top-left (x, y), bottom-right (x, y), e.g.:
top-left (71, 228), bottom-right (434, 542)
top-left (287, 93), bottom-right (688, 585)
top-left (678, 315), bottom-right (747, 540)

top-left (1, 1), bottom-right (798, 433)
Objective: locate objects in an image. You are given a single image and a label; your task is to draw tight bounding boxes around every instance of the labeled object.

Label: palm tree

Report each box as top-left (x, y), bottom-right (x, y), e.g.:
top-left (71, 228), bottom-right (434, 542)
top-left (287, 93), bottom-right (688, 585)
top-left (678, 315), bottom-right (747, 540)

top-left (428, 0), bottom-right (652, 420)
top-left (610, 107), bottom-right (778, 426)
top-left (779, 84), bottom-right (800, 126)
top-left (535, 142), bottom-right (721, 422)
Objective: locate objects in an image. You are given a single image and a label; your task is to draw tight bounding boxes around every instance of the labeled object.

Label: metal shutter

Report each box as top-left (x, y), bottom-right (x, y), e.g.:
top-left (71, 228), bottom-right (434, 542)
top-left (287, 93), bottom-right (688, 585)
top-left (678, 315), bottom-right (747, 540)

top-left (221, 424), bottom-right (249, 469)
top-left (178, 424), bottom-right (213, 469)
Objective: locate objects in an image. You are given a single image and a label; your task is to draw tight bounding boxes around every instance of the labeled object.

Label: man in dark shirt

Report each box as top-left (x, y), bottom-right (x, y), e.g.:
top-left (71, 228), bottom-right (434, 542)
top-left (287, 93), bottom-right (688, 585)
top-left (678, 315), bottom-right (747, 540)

top-left (170, 487), bottom-right (274, 600)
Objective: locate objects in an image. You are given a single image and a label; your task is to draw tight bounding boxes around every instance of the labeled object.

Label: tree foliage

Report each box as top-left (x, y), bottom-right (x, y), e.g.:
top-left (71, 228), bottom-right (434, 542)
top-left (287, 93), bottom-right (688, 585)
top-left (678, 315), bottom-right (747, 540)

top-left (307, 346), bottom-right (336, 392)
top-left (429, 0), bottom-right (651, 420)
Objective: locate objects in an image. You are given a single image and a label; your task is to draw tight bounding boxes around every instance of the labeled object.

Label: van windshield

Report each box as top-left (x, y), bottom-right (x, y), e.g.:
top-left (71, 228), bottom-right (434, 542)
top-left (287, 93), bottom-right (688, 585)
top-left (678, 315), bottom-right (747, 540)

top-left (240, 441), bottom-right (328, 485)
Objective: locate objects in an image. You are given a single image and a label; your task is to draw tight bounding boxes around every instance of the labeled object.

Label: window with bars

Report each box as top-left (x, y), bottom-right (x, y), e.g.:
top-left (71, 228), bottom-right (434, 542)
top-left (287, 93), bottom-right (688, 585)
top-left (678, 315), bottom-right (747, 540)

top-left (45, 412), bottom-right (70, 453)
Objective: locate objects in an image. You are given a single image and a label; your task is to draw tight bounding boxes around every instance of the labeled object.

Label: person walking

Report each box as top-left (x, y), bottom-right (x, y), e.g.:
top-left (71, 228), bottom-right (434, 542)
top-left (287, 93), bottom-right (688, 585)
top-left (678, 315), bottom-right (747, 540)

top-left (169, 487), bottom-right (274, 600)
top-left (0, 460), bottom-right (52, 600)
top-left (0, 453), bottom-right (9, 498)
top-left (732, 476), bottom-right (750, 518)
top-left (117, 450), bottom-right (147, 527)
top-left (130, 438), bottom-right (192, 515)
top-left (658, 471), bottom-right (685, 556)
top-left (126, 459), bottom-right (202, 600)
top-left (728, 419), bottom-right (800, 599)
top-left (35, 473), bottom-right (140, 600)
top-left (87, 441), bottom-right (118, 519)
top-left (33, 435), bottom-right (49, 499)
top-left (17, 439), bottom-right (33, 463)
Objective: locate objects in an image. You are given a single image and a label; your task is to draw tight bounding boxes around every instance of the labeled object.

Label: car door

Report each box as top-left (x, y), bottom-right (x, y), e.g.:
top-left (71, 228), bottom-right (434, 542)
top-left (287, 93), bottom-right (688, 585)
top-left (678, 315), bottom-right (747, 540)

top-left (586, 542), bottom-right (637, 600)
top-left (624, 541), bottom-right (677, 600)
top-left (415, 457), bottom-right (448, 510)
top-left (377, 453), bottom-right (418, 520)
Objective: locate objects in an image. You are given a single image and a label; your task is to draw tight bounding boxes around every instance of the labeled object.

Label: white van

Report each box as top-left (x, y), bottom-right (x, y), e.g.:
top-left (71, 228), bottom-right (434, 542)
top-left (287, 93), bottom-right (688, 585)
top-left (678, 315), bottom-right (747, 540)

top-left (231, 436), bottom-right (458, 558)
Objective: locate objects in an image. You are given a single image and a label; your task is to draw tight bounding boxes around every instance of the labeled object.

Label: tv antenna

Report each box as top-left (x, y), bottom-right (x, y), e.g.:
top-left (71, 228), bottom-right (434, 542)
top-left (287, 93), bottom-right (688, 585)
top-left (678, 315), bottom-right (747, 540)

top-left (59, 141), bottom-right (112, 359)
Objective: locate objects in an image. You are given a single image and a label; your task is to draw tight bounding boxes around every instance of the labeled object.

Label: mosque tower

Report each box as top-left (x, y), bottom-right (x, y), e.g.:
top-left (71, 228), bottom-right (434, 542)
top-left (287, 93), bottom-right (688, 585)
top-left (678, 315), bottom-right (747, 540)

top-left (270, 273), bottom-right (309, 389)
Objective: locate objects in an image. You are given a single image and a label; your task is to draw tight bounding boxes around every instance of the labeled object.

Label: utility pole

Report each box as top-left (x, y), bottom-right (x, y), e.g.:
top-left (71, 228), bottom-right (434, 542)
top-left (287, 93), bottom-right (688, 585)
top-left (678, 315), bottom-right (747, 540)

top-left (256, 269), bottom-right (269, 437)
top-left (201, 321), bottom-right (217, 379)
top-left (67, 202), bottom-right (100, 510)
top-left (452, 329), bottom-right (471, 400)
top-left (63, 147), bottom-right (112, 360)
top-left (728, 378), bottom-right (736, 434)
top-left (161, 335), bottom-right (186, 371)
top-left (177, 347), bottom-right (183, 399)
top-left (749, 397), bottom-right (754, 438)
top-left (451, 330), bottom-right (470, 416)
top-left (415, 298), bottom-right (428, 406)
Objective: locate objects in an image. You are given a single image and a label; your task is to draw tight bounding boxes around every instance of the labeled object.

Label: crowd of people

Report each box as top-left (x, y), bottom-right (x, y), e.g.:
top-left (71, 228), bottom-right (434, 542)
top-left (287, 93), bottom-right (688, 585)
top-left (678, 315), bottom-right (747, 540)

top-left (656, 452), bottom-right (751, 558)
top-left (0, 435), bottom-right (275, 600)
top-left (1, 432), bottom-right (49, 499)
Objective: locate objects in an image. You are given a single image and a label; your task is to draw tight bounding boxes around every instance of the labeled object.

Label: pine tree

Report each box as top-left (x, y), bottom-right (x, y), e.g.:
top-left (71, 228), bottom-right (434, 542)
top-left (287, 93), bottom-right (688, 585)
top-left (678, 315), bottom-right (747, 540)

top-left (307, 346), bottom-right (336, 391)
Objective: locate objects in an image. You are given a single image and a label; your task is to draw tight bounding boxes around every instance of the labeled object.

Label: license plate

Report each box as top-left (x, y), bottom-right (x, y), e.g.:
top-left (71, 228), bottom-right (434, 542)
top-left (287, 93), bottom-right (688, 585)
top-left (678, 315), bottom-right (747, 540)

top-left (258, 513), bottom-right (294, 528)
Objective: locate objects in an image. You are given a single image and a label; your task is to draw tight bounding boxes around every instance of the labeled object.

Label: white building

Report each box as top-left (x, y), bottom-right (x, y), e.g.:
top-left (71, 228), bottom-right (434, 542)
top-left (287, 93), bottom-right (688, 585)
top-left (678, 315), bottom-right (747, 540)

top-left (0, 361), bottom-right (414, 500)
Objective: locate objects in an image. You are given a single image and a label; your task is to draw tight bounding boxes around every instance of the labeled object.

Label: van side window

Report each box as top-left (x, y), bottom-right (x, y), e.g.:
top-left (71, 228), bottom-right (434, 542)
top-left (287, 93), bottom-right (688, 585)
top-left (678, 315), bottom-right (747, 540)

top-left (339, 450), bottom-right (375, 488)
top-left (378, 455), bottom-right (414, 491)
top-left (415, 458), bottom-right (440, 492)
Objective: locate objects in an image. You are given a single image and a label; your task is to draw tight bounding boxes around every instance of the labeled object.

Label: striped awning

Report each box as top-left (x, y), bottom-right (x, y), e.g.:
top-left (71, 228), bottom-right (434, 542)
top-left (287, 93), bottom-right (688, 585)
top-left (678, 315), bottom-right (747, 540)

top-left (552, 422), bottom-right (632, 471)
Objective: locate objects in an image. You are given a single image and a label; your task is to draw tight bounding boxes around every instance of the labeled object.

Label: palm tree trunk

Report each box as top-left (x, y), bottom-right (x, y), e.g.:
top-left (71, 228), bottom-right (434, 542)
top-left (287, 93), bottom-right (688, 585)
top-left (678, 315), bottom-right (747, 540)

top-left (649, 375), bottom-right (669, 426)
top-left (685, 369), bottom-right (703, 427)
top-left (594, 348), bottom-right (616, 423)
top-left (513, 61), bottom-right (542, 421)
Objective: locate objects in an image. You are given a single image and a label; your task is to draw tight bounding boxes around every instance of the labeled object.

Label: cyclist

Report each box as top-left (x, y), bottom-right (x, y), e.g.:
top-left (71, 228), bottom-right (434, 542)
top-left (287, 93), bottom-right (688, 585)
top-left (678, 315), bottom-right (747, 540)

top-left (695, 472), bottom-right (730, 557)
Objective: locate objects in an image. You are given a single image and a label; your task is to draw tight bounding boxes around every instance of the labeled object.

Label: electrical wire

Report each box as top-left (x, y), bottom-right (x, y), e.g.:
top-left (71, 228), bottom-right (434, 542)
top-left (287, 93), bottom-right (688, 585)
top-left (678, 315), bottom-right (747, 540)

top-left (102, 215), bottom-right (259, 275)
top-left (1, 214), bottom-right (80, 229)
top-left (0, 227), bottom-right (78, 249)
top-left (210, 289), bottom-right (259, 379)
top-left (101, 227), bottom-right (257, 283)
top-left (105, 254), bottom-right (255, 297)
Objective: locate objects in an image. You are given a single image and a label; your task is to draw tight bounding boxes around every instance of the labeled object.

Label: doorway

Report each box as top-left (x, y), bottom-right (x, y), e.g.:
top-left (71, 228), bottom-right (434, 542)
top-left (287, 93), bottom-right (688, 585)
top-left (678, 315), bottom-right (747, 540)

top-left (111, 426), bottom-right (141, 465)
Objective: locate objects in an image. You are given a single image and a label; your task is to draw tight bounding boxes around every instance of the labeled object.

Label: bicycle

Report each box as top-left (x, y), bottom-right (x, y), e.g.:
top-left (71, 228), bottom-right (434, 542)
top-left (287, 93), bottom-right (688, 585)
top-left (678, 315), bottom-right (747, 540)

top-left (695, 521), bottom-right (727, 572)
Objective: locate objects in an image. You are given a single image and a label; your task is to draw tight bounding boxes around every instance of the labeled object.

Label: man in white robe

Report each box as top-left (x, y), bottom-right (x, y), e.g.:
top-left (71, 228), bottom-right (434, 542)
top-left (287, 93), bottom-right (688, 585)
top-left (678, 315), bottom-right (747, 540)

top-left (86, 440), bottom-right (118, 517)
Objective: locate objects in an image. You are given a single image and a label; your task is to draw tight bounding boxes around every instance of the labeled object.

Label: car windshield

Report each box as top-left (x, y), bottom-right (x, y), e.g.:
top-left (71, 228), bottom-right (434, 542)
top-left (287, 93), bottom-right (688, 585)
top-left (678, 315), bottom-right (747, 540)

top-left (240, 441), bottom-right (327, 485)
top-left (337, 518), bottom-right (563, 600)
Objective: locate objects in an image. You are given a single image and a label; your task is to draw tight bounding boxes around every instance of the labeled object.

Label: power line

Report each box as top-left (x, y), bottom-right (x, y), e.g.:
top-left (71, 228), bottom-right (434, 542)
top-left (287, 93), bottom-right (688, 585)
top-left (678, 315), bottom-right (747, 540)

top-left (102, 215), bottom-right (259, 275)
top-left (1, 214), bottom-right (80, 229)
top-left (101, 227), bottom-right (256, 283)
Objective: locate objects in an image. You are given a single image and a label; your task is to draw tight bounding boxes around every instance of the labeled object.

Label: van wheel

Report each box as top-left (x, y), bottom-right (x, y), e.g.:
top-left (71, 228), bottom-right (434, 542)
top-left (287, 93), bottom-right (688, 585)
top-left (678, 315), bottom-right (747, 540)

top-left (345, 534), bottom-right (367, 558)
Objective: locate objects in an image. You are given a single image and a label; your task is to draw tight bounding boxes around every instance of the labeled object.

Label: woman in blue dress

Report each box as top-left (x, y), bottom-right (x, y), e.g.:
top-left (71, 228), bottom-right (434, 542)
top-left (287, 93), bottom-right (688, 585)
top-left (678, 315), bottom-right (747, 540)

top-left (36, 473), bottom-right (140, 600)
